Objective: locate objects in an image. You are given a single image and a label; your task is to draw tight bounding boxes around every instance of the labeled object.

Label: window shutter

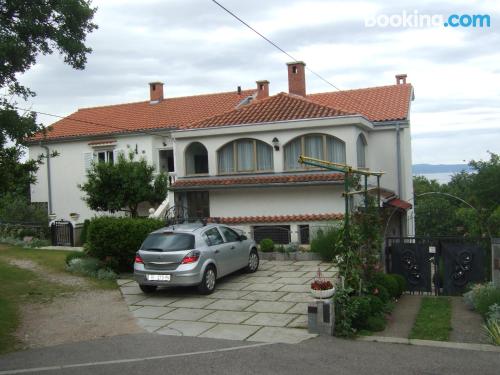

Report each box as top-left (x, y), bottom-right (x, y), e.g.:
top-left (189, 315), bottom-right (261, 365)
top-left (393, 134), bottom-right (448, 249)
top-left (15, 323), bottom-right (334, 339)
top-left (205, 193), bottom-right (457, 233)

top-left (83, 152), bottom-right (93, 171)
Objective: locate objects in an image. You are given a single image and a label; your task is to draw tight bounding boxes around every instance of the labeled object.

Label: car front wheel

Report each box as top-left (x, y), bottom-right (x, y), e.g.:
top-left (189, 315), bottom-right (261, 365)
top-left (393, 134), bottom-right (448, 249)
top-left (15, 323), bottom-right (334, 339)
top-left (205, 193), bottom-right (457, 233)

top-left (198, 265), bottom-right (216, 295)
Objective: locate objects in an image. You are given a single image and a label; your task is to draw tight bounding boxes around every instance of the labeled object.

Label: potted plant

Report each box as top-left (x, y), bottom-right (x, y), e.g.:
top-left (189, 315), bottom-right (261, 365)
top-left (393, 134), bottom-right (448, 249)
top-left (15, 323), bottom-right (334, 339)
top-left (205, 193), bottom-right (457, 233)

top-left (310, 268), bottom-right (335, 299)
top-left (69, 212), bottom-right (80, 221)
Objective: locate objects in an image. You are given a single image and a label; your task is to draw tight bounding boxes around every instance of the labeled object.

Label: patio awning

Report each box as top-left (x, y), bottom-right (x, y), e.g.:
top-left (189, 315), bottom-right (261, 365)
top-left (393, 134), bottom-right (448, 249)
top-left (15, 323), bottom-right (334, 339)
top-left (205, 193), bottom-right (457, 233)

top-left (385, 198), bottom-right (412, 211)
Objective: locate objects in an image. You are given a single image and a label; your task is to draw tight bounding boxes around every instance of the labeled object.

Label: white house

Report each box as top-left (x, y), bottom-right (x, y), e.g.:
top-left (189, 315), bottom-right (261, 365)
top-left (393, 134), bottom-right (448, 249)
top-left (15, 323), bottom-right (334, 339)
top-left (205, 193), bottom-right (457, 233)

top-left (28, 62), bottom-right (415, 244)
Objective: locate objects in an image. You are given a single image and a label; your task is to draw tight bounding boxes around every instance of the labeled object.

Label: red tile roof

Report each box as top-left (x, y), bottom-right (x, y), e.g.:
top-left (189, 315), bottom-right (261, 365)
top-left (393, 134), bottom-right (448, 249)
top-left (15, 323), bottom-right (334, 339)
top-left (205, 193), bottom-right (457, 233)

top-left (171, 173), bottom-right (344, 189)
top-left (30, 82), bottom-right (413, 141)
top-left (186, 92), bottom-right (352, 129)
top-left (30, 89), bottom-right (255, 141)
top-left (386, 198), bottom-right (413, 210)
top-left (308, 84), bottom-right (413, 122)
top-left (208, 213), bottom-right (343, 224)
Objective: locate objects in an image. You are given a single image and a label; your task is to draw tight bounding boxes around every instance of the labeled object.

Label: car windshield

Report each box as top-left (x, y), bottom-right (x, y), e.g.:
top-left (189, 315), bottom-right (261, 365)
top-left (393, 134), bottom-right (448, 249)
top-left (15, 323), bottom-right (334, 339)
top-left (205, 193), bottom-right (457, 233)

top-left (140, 233), bottom-right (195, 252)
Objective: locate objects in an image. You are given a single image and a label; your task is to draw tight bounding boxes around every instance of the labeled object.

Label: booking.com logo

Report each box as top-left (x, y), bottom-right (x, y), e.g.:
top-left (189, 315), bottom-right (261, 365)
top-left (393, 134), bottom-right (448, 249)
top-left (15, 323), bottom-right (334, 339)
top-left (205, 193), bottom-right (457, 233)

top-left (365, 10), bottom-right (491, 28)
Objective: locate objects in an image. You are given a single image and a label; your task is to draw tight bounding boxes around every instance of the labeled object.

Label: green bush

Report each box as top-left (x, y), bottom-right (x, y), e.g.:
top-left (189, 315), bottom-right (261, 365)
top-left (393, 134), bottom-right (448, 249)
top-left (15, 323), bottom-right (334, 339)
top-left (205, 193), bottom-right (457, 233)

top-left (65, 252), bottom-right (87, 265)
top-left (473, 284), bottom-right (500, 318)
top-left (365, 315), bottom-right (386, 332)
top-left (389, 274), bottom-right (407, 297)
top-left (351, 296), bottom-right (373, 329)
top-left (259, 238), bottom-right (275, 252)
top-left (310, 226), bottom-right (343, 261)
top-left (372, 273), bottom-right (400, 299)
top-left (367, 295), bottom-right (384, 315)
top-left (85, 217), bottom-right (165, 271)
top-left (373, 284), bottom-right (390, 304)
top-left (66, 256), bottom-right (117, 280)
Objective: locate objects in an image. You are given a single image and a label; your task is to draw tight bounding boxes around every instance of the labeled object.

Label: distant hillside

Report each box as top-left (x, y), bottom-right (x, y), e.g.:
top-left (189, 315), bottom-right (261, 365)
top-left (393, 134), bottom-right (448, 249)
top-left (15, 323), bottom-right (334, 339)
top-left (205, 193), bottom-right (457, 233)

top-left (412, 164), bottom-right (471, 174)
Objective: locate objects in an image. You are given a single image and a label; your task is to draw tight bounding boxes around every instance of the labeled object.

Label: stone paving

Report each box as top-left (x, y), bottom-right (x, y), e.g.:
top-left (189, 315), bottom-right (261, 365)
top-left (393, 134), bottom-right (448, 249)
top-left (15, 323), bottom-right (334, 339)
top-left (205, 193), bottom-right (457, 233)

top-left (118, 259), bottom-right (337, 344)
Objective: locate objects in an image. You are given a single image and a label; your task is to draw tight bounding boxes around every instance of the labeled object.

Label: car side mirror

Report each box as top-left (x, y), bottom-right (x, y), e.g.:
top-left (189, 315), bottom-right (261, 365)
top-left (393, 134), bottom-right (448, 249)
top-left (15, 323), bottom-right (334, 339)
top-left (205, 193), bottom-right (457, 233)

top-left (239, 235), bottom-right (247, 241)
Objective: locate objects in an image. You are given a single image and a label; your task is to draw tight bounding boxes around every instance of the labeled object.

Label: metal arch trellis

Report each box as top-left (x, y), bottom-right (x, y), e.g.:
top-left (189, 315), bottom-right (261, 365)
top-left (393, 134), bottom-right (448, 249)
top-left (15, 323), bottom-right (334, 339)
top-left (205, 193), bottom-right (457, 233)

top-left (297, 155), bottom-right (385, 236)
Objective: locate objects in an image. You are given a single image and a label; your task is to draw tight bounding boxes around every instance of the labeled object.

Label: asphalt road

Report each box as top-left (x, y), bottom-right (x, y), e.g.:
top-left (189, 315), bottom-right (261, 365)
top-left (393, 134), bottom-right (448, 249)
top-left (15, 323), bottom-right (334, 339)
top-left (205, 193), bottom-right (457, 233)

top-left (0, 333), bottom-right (499, 375)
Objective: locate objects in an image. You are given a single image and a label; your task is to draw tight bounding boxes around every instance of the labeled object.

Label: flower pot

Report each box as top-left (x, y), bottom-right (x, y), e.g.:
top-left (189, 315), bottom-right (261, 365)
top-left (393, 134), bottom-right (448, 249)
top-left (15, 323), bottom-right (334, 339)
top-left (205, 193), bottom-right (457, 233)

top-left (311, 287), bottom-right (335, 299)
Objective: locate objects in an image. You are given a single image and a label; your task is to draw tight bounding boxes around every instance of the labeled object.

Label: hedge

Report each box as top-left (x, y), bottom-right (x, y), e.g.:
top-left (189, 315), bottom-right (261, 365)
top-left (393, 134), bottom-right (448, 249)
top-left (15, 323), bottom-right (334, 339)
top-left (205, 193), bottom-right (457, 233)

top-left (85, 217), bottom-right (165, 272)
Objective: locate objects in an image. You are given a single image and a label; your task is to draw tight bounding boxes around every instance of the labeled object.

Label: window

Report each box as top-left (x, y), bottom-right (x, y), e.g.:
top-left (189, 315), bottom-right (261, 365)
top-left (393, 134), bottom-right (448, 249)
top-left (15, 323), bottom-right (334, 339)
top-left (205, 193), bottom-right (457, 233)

top-left (97, 150), bottom-right (114, 164)
top-left (218, 139), bottom-right (273, 174)
top-left (159, 149), bottom-right (174, 173)
top-left (220, 226), bottom-right (240, 242)
top-left (298, 225), bottom-right (310, 245)
top-left (185, 142), bottom-right (208, 175)
top-left (284, 134), bottom-right (345, 170)
top-left (140, 233), bottom-right (195, 252)
top-left (203, 227), bottom-right (224, 246)
top-left (357, 134), bottom-right (367, 168)
top-left (252, 225), bottom-right (291, 245)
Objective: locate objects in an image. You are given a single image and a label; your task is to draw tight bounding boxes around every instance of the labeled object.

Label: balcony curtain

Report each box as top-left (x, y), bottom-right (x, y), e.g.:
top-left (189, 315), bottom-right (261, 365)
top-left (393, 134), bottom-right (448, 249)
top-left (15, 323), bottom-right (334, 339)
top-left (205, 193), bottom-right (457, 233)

top-left (218, 143), bottom-right (234, 173)
top-left (284, 138), bottom-right (301, 170)
top-left (304, 135), bottom-right (323, 159)
top-left (237, 140), bottom-right (254, 171)
top-left (256, 141), bottom-right (273, 170)
top-left (326, 137), bottom-right (346, 164)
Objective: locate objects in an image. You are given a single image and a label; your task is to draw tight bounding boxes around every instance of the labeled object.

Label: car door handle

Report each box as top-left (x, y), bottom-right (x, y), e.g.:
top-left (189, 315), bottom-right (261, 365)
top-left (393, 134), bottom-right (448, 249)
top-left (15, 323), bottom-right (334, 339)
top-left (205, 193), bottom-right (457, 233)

top-left (214, 250), bottom-right (220, 254)
top-left (230, 246), bottom-right (235, 250)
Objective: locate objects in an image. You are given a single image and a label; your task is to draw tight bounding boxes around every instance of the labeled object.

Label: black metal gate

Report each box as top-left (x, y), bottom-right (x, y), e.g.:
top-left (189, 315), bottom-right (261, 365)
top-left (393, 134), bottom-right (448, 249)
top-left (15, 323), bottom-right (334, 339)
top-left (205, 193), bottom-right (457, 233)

top-left (386, 237), bottom-right (486, 296)
top-left (51, 220), bottom-right (74, 246)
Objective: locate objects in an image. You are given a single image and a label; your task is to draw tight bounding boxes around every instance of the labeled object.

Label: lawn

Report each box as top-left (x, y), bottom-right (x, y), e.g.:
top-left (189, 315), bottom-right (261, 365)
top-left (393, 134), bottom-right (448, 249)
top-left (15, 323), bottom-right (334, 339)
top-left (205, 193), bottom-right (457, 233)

top-left (0, 258), bottom-right (75, 354)
top-left (409, 297), bottom-right (452, 341)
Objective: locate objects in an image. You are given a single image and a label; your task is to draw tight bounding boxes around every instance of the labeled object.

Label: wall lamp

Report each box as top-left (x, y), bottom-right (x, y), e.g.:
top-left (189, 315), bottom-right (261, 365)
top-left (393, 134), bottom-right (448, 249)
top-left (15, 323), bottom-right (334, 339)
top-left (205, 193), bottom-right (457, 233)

top-left (272, 137), bottom-right (280, 151)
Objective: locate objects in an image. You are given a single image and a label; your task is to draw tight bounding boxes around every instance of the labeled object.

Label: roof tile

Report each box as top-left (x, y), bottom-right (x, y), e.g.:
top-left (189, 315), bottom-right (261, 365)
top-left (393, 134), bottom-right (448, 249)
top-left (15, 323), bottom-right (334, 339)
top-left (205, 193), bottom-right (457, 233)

top-left (208, 213), bottom-right (344, 224)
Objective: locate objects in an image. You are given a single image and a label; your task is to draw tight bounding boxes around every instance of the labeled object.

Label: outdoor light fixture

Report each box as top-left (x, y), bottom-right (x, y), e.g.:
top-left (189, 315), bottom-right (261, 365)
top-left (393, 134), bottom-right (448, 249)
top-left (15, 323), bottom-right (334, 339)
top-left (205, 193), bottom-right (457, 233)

top-left (272, 137), bottom-right (280, 151)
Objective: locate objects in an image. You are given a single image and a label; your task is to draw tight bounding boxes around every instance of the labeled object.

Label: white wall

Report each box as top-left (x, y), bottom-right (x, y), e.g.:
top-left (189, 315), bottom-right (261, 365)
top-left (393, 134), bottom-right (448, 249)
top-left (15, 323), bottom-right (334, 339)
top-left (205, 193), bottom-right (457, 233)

top-left (209, 185), bottom-right (345, 217)
top-left (29, 133), bottom-right (162, 222)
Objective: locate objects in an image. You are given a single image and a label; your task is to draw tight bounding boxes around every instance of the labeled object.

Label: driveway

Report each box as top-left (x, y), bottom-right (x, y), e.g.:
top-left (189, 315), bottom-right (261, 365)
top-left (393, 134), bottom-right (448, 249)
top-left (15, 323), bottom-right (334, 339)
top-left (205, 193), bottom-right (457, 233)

top-left (119, 259), bottom-right (337, 344)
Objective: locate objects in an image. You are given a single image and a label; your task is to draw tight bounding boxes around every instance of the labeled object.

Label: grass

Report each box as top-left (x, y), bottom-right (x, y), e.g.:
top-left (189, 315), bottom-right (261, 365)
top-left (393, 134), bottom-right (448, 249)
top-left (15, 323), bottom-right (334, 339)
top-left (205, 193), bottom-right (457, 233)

top-left (0, 259), bottom-right (75, 354)
top-left (0, 244), bottom-right (118, 290)
top-left (409, 297), bottom-right (452, 341)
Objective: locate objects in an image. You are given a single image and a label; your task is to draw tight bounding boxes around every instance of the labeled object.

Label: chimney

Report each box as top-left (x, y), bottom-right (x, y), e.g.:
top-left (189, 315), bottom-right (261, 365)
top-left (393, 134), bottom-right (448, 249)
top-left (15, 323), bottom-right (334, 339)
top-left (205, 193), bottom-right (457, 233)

top-left (149, 81), bottom-right (164, 103)
top-left (256, 80), bottom-right (269, 100)
top-left (395, 74), bottom-right (407, 85)
top-left (287, 61), bottom-right (306, 96)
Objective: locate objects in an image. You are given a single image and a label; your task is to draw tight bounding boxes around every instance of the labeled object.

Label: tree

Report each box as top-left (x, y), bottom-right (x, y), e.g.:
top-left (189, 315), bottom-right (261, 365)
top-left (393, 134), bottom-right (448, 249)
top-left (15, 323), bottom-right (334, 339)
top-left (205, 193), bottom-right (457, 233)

top-left (80, 153), bottom-right (169, 217)
top-left (0, 1), bottom-right (97, 201)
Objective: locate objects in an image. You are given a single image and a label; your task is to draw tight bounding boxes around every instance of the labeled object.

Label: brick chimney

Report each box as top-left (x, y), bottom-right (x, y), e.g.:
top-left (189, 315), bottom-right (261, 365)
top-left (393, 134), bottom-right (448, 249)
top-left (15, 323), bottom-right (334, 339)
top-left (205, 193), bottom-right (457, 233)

top-left (149, 81), bottom-right (164, 103)
top-left (287, 61), bottom-right (306, 96)
top-left (395, 74), bottom-right (407, 85)
top-left (256, 80), bottom-right (269, 100)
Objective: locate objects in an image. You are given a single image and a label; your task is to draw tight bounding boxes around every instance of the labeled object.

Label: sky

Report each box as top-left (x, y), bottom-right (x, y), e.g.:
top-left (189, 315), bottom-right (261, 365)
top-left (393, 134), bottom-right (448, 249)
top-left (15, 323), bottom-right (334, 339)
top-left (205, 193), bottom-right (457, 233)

top-left (14, 0), bottom-right (500, 164)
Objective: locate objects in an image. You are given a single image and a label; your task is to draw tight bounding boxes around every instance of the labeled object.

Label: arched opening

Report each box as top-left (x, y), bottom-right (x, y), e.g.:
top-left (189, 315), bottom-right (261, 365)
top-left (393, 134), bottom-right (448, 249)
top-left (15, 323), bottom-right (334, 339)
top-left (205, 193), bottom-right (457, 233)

top-left (218, 138), bottom-right (273, 174)
top-left (185, 142), bottom-right (208, 175)
top-left (283, 133), bottom-right (346, 170)
top-left (357, 134), bottom-right (367, 168)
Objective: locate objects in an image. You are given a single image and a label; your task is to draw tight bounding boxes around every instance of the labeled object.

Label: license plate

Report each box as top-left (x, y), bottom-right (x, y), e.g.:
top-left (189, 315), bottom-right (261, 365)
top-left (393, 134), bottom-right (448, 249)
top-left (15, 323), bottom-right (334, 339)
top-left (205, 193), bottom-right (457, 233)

top-left (146, 274), bottom-right (171, 281)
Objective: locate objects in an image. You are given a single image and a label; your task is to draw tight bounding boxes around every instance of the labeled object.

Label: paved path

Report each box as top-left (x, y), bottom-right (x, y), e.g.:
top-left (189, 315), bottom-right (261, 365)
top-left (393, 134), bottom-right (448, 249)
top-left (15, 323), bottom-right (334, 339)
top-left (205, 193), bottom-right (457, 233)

top-left (1, 333), bottom-right (499, 375)
top-left (119, 260), bottom-right (337, 344)
top-left (378, 294), bottom-right (422, 338)
top-left (450, 296), bottom-right (489, 344)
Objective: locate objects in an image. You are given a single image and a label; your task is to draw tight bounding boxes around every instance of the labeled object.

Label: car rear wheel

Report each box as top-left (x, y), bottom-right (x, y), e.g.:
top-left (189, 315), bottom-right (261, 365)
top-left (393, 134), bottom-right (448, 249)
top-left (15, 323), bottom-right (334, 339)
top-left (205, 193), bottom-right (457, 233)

top-left (198, 265), bottom-right (216, 295)
top-left (139, 284), bottom-right (157, 294)
top-left (246, 249), bottom-right (259, 273)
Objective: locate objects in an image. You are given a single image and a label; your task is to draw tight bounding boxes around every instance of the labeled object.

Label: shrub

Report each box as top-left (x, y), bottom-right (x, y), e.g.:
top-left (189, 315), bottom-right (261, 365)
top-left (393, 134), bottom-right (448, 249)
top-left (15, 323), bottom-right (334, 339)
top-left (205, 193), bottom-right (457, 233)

top-left (333, 288), bottom-right (359, 337)
top-left (351, 296), bottom-right (373, 329)
top-left (389, 274), bottom-right (407, 297)
top-left (367, 295), bottom-right (384, 315)
top-left (310, 226), bottom-right (343, 261)
top-left (484, 319), bottom-right (500, 346)
top-left (365, 315), bottom-right (386, 332)
top-left (487, 304), bottom-right (500, 321)
top-left (372, 273), bottom-right (399, 299)
top-left (85, 217), bottom-right (165, 271)
top-left (474, 284), bottom-right (500, 318)
top-left (259, 238), bottom-right (275, 252)
top-left (66, 257), bottom-right (101, 276)
top-left (65, 252), bottom-right (87, 265)
top-left (373, 284), bottom-right (390, 304)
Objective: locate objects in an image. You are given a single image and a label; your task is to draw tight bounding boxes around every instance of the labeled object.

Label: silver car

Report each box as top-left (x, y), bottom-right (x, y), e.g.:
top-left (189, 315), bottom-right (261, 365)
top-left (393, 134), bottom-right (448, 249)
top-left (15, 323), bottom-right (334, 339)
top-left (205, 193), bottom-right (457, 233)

top-left (134, 223), bottom-right (259, 294)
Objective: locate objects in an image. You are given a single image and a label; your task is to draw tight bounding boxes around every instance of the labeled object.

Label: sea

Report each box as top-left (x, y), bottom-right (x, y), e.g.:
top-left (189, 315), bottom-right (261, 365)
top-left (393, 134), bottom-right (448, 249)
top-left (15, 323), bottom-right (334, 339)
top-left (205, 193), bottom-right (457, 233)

top-left (414, 172), bottom-right (454, 184)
